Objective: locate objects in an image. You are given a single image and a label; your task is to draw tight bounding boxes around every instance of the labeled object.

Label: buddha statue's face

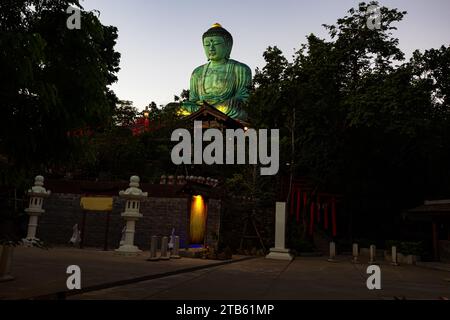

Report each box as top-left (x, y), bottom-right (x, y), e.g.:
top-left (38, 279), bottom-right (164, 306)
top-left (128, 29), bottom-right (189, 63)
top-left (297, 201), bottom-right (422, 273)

top-left (203, 36), bottom-right (230, 63)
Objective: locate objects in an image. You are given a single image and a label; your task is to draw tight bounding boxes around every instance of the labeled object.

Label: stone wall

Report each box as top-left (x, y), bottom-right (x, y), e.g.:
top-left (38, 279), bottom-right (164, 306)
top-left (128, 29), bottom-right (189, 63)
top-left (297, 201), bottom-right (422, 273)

top-left (38, 193), bottom-right (221, 250)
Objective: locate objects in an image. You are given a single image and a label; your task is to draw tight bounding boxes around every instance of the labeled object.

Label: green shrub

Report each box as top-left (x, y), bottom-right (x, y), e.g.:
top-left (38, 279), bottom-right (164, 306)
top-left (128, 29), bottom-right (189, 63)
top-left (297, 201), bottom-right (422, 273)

top-left (385, 240), bottom-right (424, 256)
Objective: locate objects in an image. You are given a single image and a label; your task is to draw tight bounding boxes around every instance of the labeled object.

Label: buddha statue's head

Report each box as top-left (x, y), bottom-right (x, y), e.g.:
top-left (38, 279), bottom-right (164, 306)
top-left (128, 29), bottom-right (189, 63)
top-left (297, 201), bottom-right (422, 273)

top-left (202, 23), bottom-right (233, 63)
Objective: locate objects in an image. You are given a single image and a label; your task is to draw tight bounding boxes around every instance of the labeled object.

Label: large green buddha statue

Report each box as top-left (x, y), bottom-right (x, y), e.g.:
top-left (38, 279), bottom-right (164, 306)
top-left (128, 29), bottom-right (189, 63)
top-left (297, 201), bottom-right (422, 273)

top-left (179, 23), bottom-right (252, 121)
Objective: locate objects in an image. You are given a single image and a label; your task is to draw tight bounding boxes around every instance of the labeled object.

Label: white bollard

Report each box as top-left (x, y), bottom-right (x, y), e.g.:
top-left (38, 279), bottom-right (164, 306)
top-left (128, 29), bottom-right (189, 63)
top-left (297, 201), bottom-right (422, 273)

top-left (171, 236), bottom-right (181, 259)
top-left (328, 242), bottom-right (337, 262)
top-left (352, 243), bottom-right (359, 263)
top-left (369, 245), bottom-right (377, 264)
top-left (160, 236), bottom-right (170, 260)
top-left (391, 246), bottom-right (399, 266)
top-left (266, 202), bottom-right (293, 261)
top-left (0, 245), bottom-right (14, 282)
top-left (148, 236), bottom-right (159, 261)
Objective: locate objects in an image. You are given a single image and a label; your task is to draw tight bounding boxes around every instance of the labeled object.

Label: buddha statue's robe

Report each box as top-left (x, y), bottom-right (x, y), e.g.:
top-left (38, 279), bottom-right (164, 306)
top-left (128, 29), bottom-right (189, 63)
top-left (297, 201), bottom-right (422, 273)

top-left (181, 59), bottom-right (252, 121)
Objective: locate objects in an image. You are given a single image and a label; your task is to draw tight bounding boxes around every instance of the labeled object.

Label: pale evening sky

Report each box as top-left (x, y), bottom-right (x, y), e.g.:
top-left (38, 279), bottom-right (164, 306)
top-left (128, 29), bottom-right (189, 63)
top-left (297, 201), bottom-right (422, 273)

top-left (81, 0), bottom-right (450, 110)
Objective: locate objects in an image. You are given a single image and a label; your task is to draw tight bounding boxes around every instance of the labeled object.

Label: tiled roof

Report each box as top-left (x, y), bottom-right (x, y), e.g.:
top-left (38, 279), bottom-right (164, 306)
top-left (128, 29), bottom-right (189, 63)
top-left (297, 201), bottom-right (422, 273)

top-left (45, 179), bottom-right (221, 199)
top-left (407, 202), bottom-right (450, 215)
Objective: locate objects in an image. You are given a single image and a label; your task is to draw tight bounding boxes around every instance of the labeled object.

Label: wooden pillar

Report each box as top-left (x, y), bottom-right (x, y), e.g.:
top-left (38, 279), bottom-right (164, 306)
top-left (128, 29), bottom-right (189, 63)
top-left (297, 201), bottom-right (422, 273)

top-left (80, 210), bottom-right (87, 249)
top-left (186, 195), bottom-right (191, 249)
top-left (203, 198), bottom-right (209, 249)
top-left (104, 211), bottom-right (111, 251)
top-left (432, 222), bottom-right (439, 261)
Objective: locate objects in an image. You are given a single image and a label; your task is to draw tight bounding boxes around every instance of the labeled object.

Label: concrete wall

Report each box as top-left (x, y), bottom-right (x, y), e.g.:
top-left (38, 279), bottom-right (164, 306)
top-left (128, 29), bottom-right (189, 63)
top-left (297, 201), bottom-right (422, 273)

top-left (38, 193), bottom-right (221, 250)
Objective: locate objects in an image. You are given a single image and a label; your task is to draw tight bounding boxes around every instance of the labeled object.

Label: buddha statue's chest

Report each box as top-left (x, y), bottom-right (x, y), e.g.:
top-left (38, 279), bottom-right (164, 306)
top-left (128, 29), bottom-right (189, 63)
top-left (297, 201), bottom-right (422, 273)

top-left (203, 64), bottom-right (231, 95)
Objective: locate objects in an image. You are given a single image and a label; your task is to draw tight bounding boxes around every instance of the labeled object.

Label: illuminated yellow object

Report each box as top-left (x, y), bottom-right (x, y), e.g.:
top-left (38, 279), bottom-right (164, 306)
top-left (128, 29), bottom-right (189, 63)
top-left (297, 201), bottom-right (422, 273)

top-left (80, 197), bottom-right (113, 211)
top-left (189, 195), bottom-right (207, 244)
top-left (212, 23), bottom-right (222, 28)
top-left (176, 108), bottom-right (192, 117)
top-left (216, 105), bottom-right (229, 114)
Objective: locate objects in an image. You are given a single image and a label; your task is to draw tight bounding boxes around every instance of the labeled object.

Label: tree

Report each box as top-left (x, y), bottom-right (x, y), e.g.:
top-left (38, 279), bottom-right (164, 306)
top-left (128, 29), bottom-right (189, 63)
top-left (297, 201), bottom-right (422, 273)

top-left (0, 0), bottom-right (121, 188)
top-left (113, 100), bottom-right (138, 127)
top-left (248, 1), bottom-right (450, 241)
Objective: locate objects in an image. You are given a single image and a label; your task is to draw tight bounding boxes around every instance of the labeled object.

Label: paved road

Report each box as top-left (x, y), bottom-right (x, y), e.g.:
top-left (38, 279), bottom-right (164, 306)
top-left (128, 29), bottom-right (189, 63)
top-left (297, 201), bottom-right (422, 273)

top-left (73, 257), bottom-right (450, 300)
top-left (1, 247), bottom-right (449, 300)
top-left (0, 247), bottom-right (225, 300)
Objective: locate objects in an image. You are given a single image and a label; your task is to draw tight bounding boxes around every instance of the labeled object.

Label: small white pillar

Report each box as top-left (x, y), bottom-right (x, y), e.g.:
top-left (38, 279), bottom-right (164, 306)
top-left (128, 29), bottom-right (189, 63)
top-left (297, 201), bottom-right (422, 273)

top-left (352, 243), bottom-right (359, 263)
top-left (369, 245), bottom-right (377, 264)
top-left (171, 236), bottom-right (181, 259)
top-left (391, 246), bottom-right (399, 266)
top-left (115, 176), bottom-right (148, 255)
top-left (160, 236), bottom-right (170, 260)
top-left (148, 236), bottom-right (159, 261)
top-left (266, 202), bottom-right (293, 261)
top-left (0, 245), bottom-right (15, 282)
top-left (328, 242), bottom-right (337, 262)
top-left (23, 176), bottom-right (51, 246)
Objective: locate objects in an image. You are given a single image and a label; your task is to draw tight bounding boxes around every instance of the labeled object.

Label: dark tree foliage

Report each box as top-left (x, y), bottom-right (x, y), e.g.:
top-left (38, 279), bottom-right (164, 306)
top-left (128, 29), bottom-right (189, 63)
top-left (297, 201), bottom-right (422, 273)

top-left (0, 0), bottom-right (120, 188)
top-left (247, 1), bottom-right (450, 240)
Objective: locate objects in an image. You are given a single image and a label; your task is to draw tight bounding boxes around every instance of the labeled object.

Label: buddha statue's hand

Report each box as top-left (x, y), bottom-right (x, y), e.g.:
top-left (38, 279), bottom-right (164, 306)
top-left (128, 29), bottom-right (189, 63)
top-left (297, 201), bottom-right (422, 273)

top-left (218, 98), bottom-right (248, 121)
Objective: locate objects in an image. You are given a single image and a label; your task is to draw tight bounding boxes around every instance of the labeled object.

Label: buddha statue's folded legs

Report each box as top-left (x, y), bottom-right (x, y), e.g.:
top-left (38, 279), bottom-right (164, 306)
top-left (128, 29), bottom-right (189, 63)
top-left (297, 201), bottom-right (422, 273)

top-left (214, 99), bottom-right (248, 121)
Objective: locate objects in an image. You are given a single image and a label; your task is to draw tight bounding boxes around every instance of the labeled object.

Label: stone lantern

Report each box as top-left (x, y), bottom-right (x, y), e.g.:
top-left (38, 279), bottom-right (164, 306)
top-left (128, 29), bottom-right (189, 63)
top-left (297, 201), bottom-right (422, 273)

top-left (23, 176), bottom-right (51, 246)
top-left (115, 176), bottom-right (148, 254)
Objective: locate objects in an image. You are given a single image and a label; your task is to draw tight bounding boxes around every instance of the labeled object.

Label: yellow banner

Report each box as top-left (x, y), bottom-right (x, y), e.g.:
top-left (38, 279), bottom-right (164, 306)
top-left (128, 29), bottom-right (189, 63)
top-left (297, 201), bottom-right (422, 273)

top-left (80, 197), bottom-right (113, 211)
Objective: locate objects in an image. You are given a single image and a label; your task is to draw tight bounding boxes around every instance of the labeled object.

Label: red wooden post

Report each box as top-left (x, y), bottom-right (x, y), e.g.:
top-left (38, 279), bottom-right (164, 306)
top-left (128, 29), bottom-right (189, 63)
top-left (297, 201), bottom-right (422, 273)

top-left (290, 185), bottom-right (295, 216)
top-left (331, 197), bottom-right (337, 237)
top-left (309, 202), bottom-right (315, 235)
top-left (324, 201), bottom-right (329, 230)
top-left (317, 196), bottom-right (321, 224)
top-left (303, 192), bottom-right (307, 225)
top-left (296, 189), bottom-right (301, 223)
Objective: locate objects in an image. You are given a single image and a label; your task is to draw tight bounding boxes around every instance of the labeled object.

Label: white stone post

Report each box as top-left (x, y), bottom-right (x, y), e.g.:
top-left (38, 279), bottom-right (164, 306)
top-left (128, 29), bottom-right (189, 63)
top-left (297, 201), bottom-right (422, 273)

top-left (0, 245), bottom-right (15, 282)
top-left (391, 246), bottom-right (399, 266)
top-left (148, 236), bottom-right (159, 261)
top-left (369, 245), bottom-right (377, 264)
top-left (328, 242), bottom-right (337, 262)
top-left (161, 236), bottom-right (170, 260)
top-left (352, 243), bottom-right (359, 263)
top-left (171, 236), bottom-right (181, 259)
top-left (115, 176), bottom-right (147, 255)
top-left (266, 202), bottom-right (293, 261)
top-left (23, 176), bottom-right (51, 246)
